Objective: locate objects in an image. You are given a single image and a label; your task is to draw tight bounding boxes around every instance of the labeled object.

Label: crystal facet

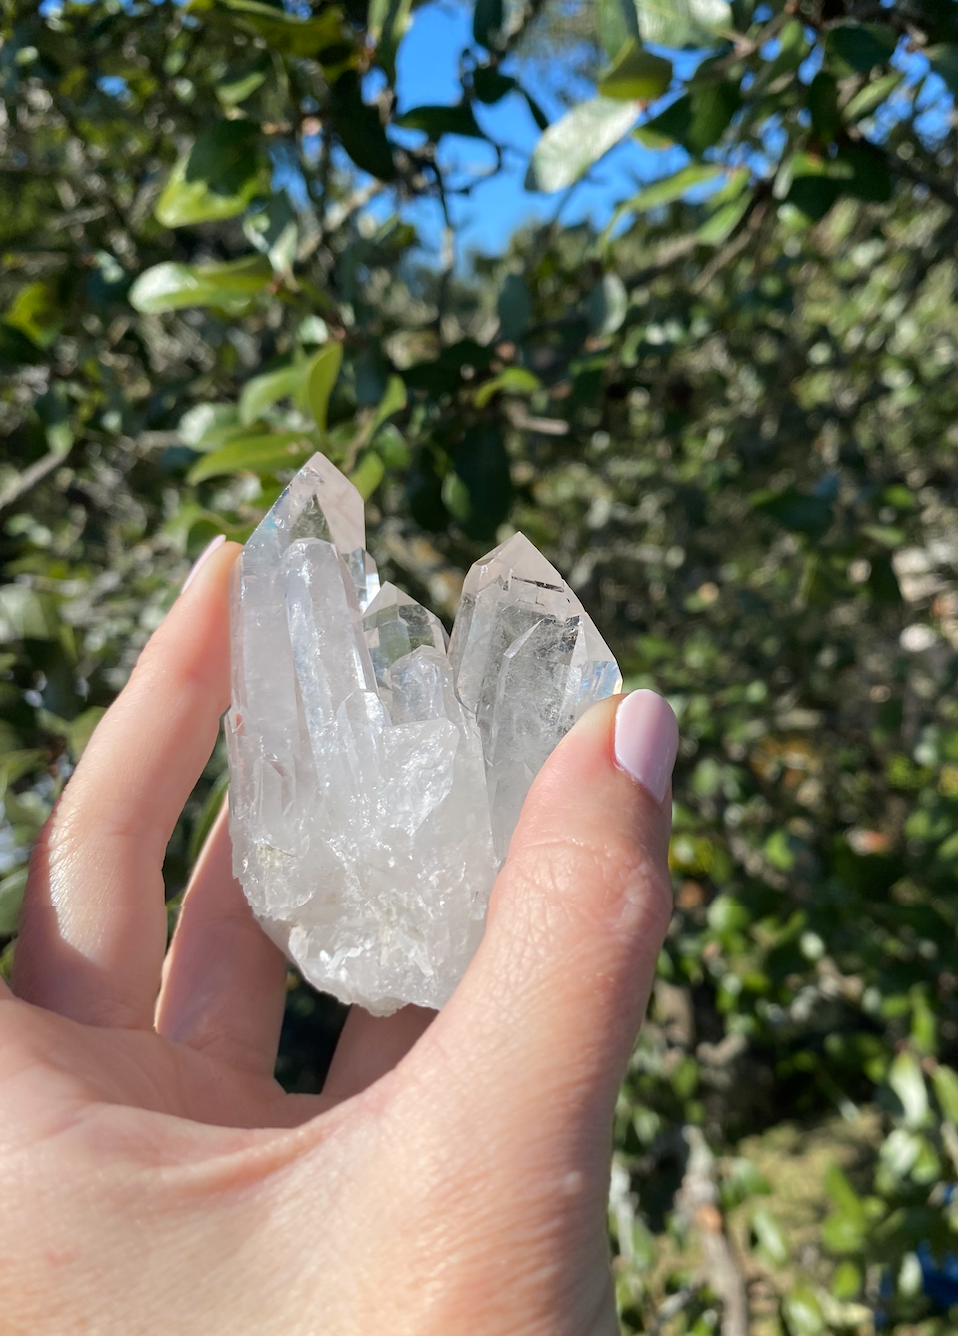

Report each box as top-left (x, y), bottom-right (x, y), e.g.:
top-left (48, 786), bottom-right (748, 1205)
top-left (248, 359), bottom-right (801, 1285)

top-left (227, 454), bottom-right (621, 1014)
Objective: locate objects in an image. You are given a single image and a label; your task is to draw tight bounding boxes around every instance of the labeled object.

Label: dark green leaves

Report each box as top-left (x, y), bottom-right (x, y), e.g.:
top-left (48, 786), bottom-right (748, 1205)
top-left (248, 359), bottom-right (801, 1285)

top-left (472, 0), bottom-right (503, 52)
top-left (185, 120), bottom-right (261, 195)
top-left (330, 72), bottom-right (397, 181)
top-left (807, 72), bottom-right (841, 143)
top-left (0, 322), bottom-right (44, 367)
top-left (396, 103), bottom-right (485, 139)
top-left (824, 23), bottom-right (897, 76)
top-left (497, 274), bottom-right (532, 341)
top-left (754, 487), bottom-right (833, 538)
top-left (446, 424), bottom-right (512, 539)
top-left (217, 0), bottom-right (345, 57)
top-left (156, 121), bottom-right (267, 227)
top-left (473, 66), bottom-right (516, 104)
top-left (645, 78), bottom-right (741, 155)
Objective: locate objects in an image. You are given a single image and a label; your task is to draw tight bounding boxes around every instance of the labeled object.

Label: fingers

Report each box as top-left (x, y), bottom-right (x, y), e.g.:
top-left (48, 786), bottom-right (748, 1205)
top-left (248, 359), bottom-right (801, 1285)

top-left (156, 802), bottom-right (288, 1076)
top-left (322, 1004), bottom-right (435, 1102)
top-left (14, 541), bottom-right (241, 1028)
top-left (422, 690), bottom-right (677, 1140)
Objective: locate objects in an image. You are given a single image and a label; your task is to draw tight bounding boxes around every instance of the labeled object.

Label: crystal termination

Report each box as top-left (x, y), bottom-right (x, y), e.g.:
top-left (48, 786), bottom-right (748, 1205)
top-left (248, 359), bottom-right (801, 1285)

top-left (226, 454), bottom-right (620, 1014)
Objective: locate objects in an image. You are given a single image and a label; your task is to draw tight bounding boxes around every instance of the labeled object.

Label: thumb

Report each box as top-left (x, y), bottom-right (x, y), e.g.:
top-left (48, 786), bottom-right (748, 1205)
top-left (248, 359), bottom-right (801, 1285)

top-left (427, 689), bottom-right (677, 1138)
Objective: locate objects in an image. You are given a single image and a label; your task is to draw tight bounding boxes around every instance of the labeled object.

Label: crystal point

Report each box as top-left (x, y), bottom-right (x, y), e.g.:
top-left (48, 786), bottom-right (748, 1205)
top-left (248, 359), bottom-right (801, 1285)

top-left (228, 457), bottom-right (620, 1014)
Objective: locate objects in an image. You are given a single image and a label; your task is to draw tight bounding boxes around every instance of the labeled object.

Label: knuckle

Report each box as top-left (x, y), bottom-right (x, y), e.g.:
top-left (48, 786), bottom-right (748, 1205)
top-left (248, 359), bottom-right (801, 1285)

top-left (501, 829), bottom-right (671, 938)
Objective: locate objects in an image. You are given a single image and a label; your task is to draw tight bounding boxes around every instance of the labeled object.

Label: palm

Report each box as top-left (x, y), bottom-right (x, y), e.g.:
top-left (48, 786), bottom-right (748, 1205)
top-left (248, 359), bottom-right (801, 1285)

top-left (0, 541), bottom-right (674, 1336)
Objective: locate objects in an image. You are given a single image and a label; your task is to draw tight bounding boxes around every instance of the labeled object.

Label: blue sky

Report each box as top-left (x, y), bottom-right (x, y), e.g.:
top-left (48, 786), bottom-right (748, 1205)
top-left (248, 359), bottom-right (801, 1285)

top-left (384, 0), bottom-right (685, 262)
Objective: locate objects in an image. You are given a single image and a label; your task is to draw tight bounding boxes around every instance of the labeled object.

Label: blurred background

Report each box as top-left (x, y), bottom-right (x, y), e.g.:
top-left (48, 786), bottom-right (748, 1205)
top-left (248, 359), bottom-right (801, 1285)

top-left (2, 0), bottom-right (958, 1329)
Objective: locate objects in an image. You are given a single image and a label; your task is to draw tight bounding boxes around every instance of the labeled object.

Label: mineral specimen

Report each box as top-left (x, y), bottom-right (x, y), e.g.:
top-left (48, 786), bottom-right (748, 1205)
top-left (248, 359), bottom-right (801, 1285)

top-left (226, 453), bottom-right (620, 1014)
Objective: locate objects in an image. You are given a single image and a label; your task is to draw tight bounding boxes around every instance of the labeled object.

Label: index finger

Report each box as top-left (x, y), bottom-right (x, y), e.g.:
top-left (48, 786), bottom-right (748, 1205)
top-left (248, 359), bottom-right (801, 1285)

top-left (14, 540), bottom-right (241, 1029)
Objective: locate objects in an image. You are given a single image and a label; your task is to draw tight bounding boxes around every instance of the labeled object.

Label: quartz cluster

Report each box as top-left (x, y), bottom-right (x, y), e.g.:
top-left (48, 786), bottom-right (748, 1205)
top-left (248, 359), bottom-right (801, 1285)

top-left (226, 453), bottom-right (621, 1014)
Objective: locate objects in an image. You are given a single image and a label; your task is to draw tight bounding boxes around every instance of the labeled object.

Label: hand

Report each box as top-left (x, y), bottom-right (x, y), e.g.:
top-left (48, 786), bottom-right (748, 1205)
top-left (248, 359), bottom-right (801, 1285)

top-left (2, 541), bottom-right (677, 1336)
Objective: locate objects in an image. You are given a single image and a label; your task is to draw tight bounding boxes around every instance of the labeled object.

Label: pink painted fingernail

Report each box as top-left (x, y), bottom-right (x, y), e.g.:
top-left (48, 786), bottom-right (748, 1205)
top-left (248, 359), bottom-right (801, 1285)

top-left (181, 534), bottom-right (226, 593)
top-left (614, 690), bottom-right (679, 804)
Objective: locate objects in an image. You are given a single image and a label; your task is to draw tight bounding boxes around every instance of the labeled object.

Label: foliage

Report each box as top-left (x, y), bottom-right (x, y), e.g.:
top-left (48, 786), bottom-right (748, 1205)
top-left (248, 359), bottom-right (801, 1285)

top-left (4, 0), bottom-right (958, 1330)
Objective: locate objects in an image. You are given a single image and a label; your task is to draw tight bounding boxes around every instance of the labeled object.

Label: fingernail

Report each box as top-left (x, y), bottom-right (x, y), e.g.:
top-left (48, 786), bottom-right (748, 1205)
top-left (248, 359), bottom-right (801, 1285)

top-left (614, 689), bottom-right (679, 804)
top-left (181, 534), bottom-right (226, 593)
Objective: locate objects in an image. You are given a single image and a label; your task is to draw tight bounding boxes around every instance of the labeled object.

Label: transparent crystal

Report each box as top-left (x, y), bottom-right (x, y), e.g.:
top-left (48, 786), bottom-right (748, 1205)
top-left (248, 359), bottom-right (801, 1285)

top-left (448, 532), bottom-right (621, 859)
top-left (227, 454), bottom-right (621, 1014)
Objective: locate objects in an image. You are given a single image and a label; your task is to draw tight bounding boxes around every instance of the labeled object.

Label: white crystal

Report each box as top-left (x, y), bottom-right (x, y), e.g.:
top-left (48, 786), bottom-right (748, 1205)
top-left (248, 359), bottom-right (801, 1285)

top-left (227, 453), bottom-right (621, 1014)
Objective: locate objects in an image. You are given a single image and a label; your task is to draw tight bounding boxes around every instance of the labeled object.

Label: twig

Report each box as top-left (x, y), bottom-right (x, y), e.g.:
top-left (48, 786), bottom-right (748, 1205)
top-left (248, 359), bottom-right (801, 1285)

top-left (676, 1128), bottom-right (750, 1336)
top-left (649, 1285), bottom-right (700, 1336)
top-left (432, 165), bottom-right (456, 341)
top-left (692, 199), bottom-right (768, 294)
top-left (0, 450), bottom-right (66, 512)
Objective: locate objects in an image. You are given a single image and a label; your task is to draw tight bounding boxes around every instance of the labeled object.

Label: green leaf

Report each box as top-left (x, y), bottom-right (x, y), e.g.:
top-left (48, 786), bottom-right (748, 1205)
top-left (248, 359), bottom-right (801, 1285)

top-left (216, 60), bottom-right (268, 107)
top-left (473, 66), bottom-right (516, 104)
top-left (188, 770), bottom-right (229, 867)
top-left (373, 422), bottom-right (410, 468)
top-left (5, 280), bottom-right (60, 347)
top-left (239, 363), bottom-right (303, 426)
top-left (370, 373), bottom-right (407, 432)
top-left (129, 257), bottom-right (273, 314)
top-left (635, 0), bottom-right (732, 50)
top-left (156, 122), bottom-right (267, 227)
top-left (645, 78), bottom-right (740, 155)
top-left (587, 273), bottom-right (628, 335)
top-left (825, 23), bottom-right (897, 75)
top-left (473, 0), bottom-right (503, 51)
top-left (474, 366), bottom-right (540, 407)
top-left (928, 44), bottom-right (958, 97)
top-left (184, 119), bottom-right (262, 196)
top-left (186, 433), bottom-right (309, 484)
top-left (217, 0), bottom-right (346, 57)
top-left (0, 867), bottom-right (27, 936)
top-left (396, 103), bottom-right (485, 139)
top-left (844, 70), bottom-right (904, 122)
top-left (306, 343), bottom-right (343, 434)
top-left (526, 97), bottom-right (640, 193)
top-left (330, 72), bottom-right (397, 181)
top-left (349, 450), bottom-right (386, 499)
top-left (0, 321), bottom-right (45, 366)
top-left (697, 182), bottom-right (751, 244)
top-left (0, 587), bottom-right (61, 641)
top-left (41, 705), bottom-right (105, 760)
top-left (447, 423), bottom-right (513, 540)
top-left (889, 1050), bottom-right (929, 1128)
top-left (782, 1283), bottom-right (825, 1336)
top-left (497, 274), bottom-right (532, 340)
top-left (597, 0), bottom-right (640, 61)
top-left (754, 486), bottom-right (833, 537)
top-left (780, 152), bottom-right (847, 220)
top-left (369, 0), bottom-right (411, 82)
top-left (619, 162), bottom-right (722, 213)
top-left (933, 1064), bottom-right (958, 1121)
top-left (807, 71), bottom-right (841, 142)
top-left (178, 403), bottom-right (242, 450)
top-left (598, 40), bottom-right (672, 102)
top-left (837, 141), bottom-right (892, 203)
top-left (751, 1205), bottom-right (789, 1267)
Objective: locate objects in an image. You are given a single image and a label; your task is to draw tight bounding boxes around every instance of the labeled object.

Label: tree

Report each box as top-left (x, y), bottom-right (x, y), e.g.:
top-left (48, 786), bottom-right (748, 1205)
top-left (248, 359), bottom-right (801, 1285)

top-left (4, 0), bottom-right (958, 1328)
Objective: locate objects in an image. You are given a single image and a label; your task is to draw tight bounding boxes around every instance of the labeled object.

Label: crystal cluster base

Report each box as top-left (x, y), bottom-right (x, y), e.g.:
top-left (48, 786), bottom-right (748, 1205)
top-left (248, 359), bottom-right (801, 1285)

top-left (226, 453), bottom-right (620, 1014)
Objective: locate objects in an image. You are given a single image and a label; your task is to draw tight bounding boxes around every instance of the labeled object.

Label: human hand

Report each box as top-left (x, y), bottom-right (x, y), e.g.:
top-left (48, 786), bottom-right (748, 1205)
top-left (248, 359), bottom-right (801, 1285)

top-left (2, 540), bottom-right (677, 1336)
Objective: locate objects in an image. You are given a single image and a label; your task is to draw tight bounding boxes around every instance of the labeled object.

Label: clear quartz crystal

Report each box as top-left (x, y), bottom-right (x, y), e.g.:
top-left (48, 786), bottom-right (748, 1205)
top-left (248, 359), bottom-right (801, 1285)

top-left (227, 453), bottom-right (621, 1014)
